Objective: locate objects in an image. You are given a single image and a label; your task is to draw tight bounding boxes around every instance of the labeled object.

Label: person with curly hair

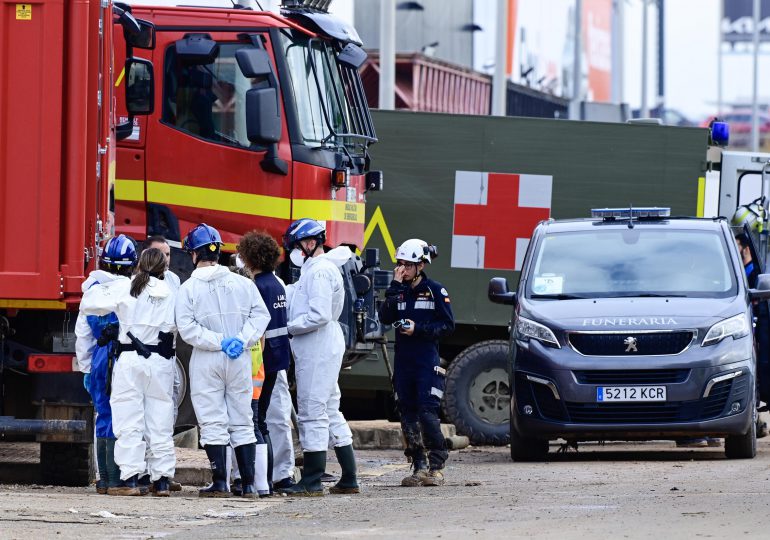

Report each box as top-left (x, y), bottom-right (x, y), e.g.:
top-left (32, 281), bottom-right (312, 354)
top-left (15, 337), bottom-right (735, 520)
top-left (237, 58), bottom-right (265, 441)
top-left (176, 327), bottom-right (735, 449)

top-left (237, 231), bottom-right (293, 494)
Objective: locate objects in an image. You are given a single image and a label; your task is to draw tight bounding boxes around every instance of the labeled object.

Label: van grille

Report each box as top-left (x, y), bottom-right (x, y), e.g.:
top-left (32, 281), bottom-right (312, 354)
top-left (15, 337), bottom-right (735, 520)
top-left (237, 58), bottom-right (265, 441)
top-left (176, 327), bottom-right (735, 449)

top-left (568, 332), bottom-right (694, 356)
top-left (564, 379), bottom-right (735, 424)
top-left (573, 369), bottom-right (690, 385)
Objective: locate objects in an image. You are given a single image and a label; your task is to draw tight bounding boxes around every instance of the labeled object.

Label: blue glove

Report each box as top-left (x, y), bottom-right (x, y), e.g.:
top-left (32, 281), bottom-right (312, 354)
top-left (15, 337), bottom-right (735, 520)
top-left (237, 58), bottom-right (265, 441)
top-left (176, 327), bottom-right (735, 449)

top-left (83, 373), bottom-right (92, 394)
top-left (225, 338), bottom-right (244, 359)
top-left (221, 337), bottom-right (236, 353)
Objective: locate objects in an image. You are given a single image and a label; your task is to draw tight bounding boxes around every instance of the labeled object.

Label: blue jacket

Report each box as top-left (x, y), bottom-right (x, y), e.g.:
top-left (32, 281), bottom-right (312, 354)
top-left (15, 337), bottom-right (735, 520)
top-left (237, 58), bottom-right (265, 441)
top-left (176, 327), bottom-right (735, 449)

top-left (254, 272), bottom-right (291, 373)
top-left (378, 272), bottom-right (455, 364)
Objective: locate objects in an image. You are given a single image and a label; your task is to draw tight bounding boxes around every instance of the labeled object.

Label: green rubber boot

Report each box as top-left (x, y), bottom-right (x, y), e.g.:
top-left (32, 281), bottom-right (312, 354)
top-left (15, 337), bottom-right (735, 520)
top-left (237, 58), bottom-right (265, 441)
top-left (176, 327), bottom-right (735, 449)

top-left (329, 445), bottom-right (360, 494)
top-left (278, 451), bottom-right (326, 497)
top-left (95, 438), bottom-right (109, 494)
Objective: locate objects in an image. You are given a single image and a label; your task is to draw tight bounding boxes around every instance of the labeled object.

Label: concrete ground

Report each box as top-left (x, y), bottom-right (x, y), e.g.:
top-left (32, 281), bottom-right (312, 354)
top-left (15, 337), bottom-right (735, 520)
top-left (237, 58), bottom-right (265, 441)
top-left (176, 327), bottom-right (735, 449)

top-left (1, 437), bottom-right (770, 539)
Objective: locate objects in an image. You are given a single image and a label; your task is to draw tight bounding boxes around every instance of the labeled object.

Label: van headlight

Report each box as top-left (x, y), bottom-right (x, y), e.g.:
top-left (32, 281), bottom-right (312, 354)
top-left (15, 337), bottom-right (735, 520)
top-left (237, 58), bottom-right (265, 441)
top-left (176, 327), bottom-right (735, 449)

top-left (516, 316), bottom-right (560, 348)
top-left (702, 314), bottom-right (749, 347)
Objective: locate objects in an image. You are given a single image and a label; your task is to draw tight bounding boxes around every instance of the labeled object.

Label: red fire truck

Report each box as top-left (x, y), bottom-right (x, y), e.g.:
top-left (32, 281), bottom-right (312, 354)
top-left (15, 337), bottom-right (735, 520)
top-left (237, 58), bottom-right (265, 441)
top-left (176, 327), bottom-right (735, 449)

top-left (0, 0), bottom-right (383, 486)
top-left (111, 1), bottom-right (386, 429)
top-left (0, 0), bottom-right (157, 484)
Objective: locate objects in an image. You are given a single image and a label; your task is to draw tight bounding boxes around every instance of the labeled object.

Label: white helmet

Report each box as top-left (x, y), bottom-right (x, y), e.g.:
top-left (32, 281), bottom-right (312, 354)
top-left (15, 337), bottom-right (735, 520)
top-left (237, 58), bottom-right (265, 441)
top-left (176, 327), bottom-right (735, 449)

top-left (395, 238), bottom-right (433, 264)
top-left (732, 198), bottom-right (766, 233)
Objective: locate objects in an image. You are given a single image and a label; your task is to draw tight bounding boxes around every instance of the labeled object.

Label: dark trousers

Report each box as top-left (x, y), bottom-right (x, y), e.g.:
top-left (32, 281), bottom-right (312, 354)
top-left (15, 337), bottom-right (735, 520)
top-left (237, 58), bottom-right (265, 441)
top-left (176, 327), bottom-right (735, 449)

top-left (393, 360), bottom-right (448, 470)
top-left (256, 370), bottom-right (278, 438)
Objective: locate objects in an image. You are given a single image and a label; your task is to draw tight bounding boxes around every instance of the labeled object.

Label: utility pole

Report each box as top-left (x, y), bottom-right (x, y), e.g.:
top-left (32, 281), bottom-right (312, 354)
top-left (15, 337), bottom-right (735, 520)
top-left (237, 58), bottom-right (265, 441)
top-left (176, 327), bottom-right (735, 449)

top-left (640, 0), bottom-right (649, 118)
top-left (569, 0), bottom-right (583, 119)
top-left (751, 0), bottom-right (761, 151)
top-left (611, 0), bottom-right (624, 104)
top-left (717, 0), bottom-right (723, 115)
top-left (656, 0), bottom-right (664, 112)
top-left (491, 0), bottom-right (508, 116)
top-left (379, 0), bottom-right (396, 110)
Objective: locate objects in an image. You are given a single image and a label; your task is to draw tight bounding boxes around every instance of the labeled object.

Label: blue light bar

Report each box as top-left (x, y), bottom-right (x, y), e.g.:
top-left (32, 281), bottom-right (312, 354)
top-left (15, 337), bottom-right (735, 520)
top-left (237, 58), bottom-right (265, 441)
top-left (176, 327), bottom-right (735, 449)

top-left (710, 121), bottom-right (730, 147)
top-left (591, 207), bottom-right (671, 219)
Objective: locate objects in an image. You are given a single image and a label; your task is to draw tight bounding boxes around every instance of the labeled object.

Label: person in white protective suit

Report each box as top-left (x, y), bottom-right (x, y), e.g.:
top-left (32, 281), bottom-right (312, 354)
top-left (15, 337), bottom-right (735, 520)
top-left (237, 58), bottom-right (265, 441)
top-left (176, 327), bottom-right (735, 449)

top-left (175, 223), bottom-right (270, 498)
top-left (80, 248), bottom-right (177, 497)
top-left (278, 218), bottom-right (360, 496)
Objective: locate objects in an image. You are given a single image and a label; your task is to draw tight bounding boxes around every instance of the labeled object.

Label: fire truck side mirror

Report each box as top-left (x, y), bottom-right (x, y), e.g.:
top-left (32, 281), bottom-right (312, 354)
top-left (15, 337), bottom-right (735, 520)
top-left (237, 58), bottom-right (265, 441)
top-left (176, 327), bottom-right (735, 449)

top-left (245, 88), bottom-right (281, 144)
top-left (125, 58), bottom-right (155, 116)
top-left (126, 20), bottom-right (156, 50)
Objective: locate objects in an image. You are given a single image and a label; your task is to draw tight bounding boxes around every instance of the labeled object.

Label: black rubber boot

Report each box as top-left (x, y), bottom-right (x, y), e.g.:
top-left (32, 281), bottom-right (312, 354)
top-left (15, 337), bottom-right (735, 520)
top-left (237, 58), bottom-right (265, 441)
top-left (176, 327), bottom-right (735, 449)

top-left (138, 474), bottom-right (151, 496)
top-left (95, 438), bottom-right (109, 494)
top-left (278, 451), bottom-right (326, 497)
top-left (329, 445), bottom-right (360, 494)
top-left (230, 478), bottom-right (243, 497)
top-left (234, 443), bottom-right (257, 499)
top-left (153, 476), bottom-right (170, 497)
top-left (199, 445), bottom-right (231, 498)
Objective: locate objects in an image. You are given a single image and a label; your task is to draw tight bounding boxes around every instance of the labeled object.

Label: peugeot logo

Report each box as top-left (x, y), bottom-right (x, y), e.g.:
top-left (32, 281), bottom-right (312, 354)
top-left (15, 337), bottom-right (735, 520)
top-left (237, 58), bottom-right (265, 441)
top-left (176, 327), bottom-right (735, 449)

top-left (624, 336), bottom-right (638, 353)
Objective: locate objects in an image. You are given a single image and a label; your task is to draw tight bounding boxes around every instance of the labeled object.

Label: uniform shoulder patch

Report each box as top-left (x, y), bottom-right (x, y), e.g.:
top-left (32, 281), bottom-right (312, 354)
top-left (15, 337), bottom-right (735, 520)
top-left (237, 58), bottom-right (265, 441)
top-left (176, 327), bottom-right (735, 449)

top-left (440, 287), bottom-right (448, 296)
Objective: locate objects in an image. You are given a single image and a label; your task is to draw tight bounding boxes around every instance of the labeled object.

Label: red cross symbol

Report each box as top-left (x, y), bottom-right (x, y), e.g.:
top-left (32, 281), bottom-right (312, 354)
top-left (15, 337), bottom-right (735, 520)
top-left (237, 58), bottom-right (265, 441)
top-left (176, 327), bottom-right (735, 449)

top-left (453, 173), bottom-right (550, 270)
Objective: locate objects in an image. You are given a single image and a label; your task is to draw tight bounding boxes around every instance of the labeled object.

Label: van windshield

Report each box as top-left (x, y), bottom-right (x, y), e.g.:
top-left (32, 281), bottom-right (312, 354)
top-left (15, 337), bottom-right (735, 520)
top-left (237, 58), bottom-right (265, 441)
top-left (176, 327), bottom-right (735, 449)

top-left (526, 227), bottom-right (738, 299)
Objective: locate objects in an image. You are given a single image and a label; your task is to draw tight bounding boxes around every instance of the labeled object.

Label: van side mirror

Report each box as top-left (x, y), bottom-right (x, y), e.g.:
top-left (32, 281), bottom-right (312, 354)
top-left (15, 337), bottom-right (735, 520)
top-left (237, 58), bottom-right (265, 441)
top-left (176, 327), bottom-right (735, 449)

top-left (125, 58), bottom-right (154, 115)
top-left (489, 277), bottom-right (516, 305)
top-left (245, 88), bottom-right (281, 144)
top-left (749, 273), bottom-right (770, 301)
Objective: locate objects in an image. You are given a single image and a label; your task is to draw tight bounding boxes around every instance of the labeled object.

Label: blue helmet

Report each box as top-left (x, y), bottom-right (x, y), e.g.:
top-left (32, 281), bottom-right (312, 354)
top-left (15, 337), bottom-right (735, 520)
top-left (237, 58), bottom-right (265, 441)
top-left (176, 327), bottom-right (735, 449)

top-left (183, 223), bottom-right (223, 252)
top-left (283, 218), bottom-right (326, 251)
top-left (100, 234), bottom-right (137, 267)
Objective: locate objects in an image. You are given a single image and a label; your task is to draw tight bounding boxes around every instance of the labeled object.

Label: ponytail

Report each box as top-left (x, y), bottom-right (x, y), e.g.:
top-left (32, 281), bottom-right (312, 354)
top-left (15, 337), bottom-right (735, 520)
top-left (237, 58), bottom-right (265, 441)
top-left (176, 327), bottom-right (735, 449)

top-left (131, 248), bottom-right (167, 298)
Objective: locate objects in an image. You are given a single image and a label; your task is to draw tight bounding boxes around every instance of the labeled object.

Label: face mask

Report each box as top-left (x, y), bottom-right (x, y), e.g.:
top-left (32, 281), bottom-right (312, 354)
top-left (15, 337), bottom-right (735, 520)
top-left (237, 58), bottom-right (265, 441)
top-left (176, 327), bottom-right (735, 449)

top-left (290, 248), bottom-right (306, 267)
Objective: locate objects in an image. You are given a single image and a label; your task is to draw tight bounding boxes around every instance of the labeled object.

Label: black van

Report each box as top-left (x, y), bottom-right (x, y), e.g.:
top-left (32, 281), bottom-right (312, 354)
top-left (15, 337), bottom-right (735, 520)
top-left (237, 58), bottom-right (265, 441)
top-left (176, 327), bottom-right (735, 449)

top-left (489, 208), bottom-right (770, 461)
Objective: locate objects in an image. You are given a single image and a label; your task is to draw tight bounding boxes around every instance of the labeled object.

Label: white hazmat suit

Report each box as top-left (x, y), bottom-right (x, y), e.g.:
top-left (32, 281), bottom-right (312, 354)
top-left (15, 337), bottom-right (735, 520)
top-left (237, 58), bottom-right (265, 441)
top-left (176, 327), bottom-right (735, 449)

top-left (175, 265), bottom-right (270, 447)
top-left (287, 246), bottom-right (354, 452)
top-left (80, 276), bottom-right (177, 481)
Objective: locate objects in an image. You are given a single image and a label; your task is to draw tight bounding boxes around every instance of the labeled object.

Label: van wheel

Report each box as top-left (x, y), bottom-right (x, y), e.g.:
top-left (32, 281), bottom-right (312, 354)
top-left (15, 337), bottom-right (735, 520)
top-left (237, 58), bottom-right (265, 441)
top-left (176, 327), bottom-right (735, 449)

top-left (725, 402), bottom-right (757, 459)
top-left (174, 340), bottom-right (197, 431)
top-left (442, 340), bottom-right (510, 446)
top-left (510, 427), bottom-right (549, 462)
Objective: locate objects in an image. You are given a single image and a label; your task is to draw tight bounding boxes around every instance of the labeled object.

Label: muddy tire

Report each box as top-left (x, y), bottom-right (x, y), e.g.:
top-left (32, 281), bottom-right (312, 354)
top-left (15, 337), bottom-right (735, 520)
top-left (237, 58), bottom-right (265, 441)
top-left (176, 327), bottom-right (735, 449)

top-left (40, 442), bottom-right (94, 486)
top-left (442, 340), bottom-right (511, 446)
top-left (510, 427), bottom-right (549, 462)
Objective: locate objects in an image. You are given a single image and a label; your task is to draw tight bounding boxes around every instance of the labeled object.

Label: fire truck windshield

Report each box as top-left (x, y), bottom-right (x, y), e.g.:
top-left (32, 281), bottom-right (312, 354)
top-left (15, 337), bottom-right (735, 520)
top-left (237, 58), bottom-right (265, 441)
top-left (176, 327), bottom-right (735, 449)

top-left (280, 30), bottom-right (376, 156)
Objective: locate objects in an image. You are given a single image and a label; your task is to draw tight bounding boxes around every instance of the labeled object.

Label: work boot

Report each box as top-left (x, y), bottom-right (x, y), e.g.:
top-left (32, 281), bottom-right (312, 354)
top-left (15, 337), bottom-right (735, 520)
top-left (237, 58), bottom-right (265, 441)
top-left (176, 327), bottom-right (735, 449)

top-left (255, 443), bottom-right (271, 498)
top-left (401, 461), bottom-right (429, 487)
top-left (234, 443), bottom-right (257, 499)
top-left (199, 445), bottom-right (231, 498)
top-left (152, 477), bottom-right (170, 497)
top-left (108, 474), bottom-right (141, 496)
top-left (329, 445), bottom-right (360, 494)
top-left (422, 469), bottom-right (444, 486)
top-left (137, 474), bottom-right (151, 496)
top-left (95, 438), bottom-right (109, 494)
top-left (169, 480), bottom-right (182, 492)
top-left (273, 476), bottom-right (296, 490)
top-left (421, 469), bottom-right (445, 487)
top-left (230, 478), bottom-right (243, 497)
top-left (278, 451), bottom-right (326, 497)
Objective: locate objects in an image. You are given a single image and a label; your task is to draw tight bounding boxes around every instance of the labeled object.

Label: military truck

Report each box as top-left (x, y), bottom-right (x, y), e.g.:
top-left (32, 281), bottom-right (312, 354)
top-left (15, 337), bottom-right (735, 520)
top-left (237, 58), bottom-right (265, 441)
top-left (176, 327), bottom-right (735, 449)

top-left (342, 110), bottom-right (710, 444)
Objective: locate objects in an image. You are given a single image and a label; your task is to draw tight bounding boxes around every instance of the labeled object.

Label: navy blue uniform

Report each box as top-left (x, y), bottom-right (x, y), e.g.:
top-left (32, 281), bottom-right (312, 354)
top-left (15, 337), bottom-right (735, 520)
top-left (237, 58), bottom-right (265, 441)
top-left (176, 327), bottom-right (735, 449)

top-left (253, 272), bottom-right (292, 485)
top-left (379, 272), bottom-right (455, 470)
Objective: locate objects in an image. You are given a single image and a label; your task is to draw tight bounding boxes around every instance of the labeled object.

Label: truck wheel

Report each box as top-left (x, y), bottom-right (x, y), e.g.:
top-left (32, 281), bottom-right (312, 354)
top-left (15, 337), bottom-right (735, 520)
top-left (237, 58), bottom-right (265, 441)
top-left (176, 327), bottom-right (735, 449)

top-left (442, 340), bottom-right (510, 445)
top-left (174, 340), bottom-right (197, 431)
top-left (40, 442), bottom-right (94, 486)
top-left (725, 402), bottom-right (757, 459)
